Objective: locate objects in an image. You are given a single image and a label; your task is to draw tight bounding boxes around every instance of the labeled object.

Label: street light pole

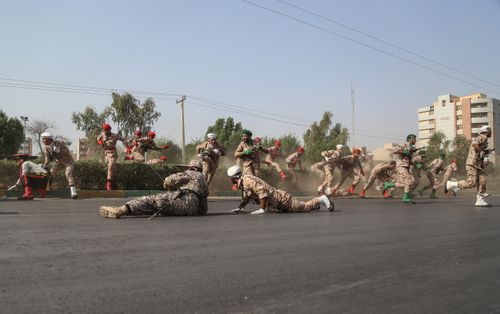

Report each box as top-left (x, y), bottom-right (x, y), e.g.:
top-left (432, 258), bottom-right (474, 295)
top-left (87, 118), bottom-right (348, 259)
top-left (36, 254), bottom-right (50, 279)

top-left (20, 116), bottom-right (29, 154)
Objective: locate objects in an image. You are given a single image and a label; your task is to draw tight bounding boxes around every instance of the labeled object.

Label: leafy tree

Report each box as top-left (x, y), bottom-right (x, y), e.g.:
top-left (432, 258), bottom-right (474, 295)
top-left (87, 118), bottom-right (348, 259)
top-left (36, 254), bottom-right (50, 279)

top-left (425, 131), bottom-right (450, 162)
top-left (206, 117), bottom-right (244, 150)
top-left (0, 110), bottom-right (24, 155)
top-left (27, 120), bottom-right (53, 157)
top-left (107, 93), bottom-right (161, 137)
top-left (71, 106), bottom-right (107, 137)
top-left (448, 135), bottom-right (471, 175)
top-left (302, 112), bottom-right (349, 163)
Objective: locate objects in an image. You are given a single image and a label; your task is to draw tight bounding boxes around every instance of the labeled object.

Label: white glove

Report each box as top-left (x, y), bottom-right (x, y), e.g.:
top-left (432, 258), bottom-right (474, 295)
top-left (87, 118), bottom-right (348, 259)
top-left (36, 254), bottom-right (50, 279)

top-left (250, 208), bottom-right (266, 215)
top-left (213, 149), bottom-right (220, 155)
top-left (324, 157), bottom-right (331, 162)
top-left (230, 208), bottom-right (244, 213)
top-left (53, 146), bottom-right (61, 153)
top-left (8, 185), bottom-right (17, 191)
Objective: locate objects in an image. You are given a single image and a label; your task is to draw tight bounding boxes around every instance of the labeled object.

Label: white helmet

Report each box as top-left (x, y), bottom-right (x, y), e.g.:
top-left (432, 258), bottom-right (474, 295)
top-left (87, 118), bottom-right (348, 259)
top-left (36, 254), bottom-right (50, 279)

top-left (227, 165), bottom-right (242, 178)
top-left (41, 132), bottom-right (53, 139)
top-left (336, 144), bottom-right (344, 150)
top-left (479, 125), bottom-right (491, 133)
top-left (206, 133), bottom-right (217, 140)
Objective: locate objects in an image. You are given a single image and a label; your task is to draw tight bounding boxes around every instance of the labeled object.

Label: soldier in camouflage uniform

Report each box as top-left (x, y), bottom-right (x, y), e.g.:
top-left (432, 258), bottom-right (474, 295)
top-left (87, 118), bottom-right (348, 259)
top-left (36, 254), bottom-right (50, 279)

top-left (418, 151), bottom-right (446, 198)
top-left (196, 133), bottom-right (226, 186)
top-left (96, 123), bottom-right (125, 190)
top-left (285, 146), bottom-right (304, 171)
top-left (41, 132), bottom-right (78, 199)
top-left (129, 131), bottom-right (169, 162)
top-left (311, 144), bottom-right (343, 195)
top-left (125, 128), bottom-right (142, 160)
top-left (263, 140), bottom-right (286, 181)
top-left (446, 125), bottom-right (493, 207)
top-left (359, 160), bottom-right (396, 198)
top-left (383, 134), bottom-right (418, 204)
top-left (409, 150), bottom-right (427, 193)
top-left (227, 165), bottom-right (334, 214)
top-left (9, 154), bottom-right (49, 200)
top-left (99, 159), bottom-right (208, 218)
top-left (330, 148), bottom-right (365, 196)
top-left (234, 129), bottom-right (257, 176)
top-left (436, 159), bottom-right (458, 191)
top-left (251, 137), bottom-right (268, 177)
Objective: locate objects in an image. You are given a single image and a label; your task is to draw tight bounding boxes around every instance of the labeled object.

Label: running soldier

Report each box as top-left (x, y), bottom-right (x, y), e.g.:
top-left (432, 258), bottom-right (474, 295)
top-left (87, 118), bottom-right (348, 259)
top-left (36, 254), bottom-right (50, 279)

top-left (263, 140), bottom-right (287, 181)
top-left (8, 154), bottom-right (49, 200)
top-left (128, 131), bottom-right (169, 162)
top-left (97, 123), bottom-right (125, 190)
top-left (436, 159), bottom-right (458, 192)
top-left (384, 134), bottom-right (418, 204)
top-left (418, 151), bottom-right (446, 198)
top-left (409, 150), bottom-right (427, 193)
top-left (99, 159), bottom-right (208, 218)
top-left (252, 137), bottom-right (268, 177)
top-left (196, 133), bottom-right (226, 186)
top-left (311, 144), bottom-right (343, 194)
top-left (41, 132), bottom-right (78, 199)
top-left (359, 160), bottom-right (396, 198)
top-left (445, 125), bottom-right (493, 207)
top-left (234, 129), bottom-right (257, 176)
top-left (285, 146), bottom-right (304, 171)
top-left (227, 165), bottom-right (333, 214)
top-left (331, 148), bottom-right (364, 196)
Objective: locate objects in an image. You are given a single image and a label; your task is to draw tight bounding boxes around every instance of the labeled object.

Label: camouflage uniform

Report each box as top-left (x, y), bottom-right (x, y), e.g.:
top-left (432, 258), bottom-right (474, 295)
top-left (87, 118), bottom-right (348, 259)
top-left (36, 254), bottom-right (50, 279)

top-left (421, 157), bottom-right (445, 190)
top-left (97, 132), bottom-right (124, 181)
top-left (263, 146), bottom-right (283, 174)
top-left (311, 149), bottom-right (341, 193)
top-left (238, 175), bottom-right (320, 212)
top-left (129, 137), bottom-right (158, 162)
top-left (126, 169), bottom-right (208, 216)
top-left (363, 162), bottom-right (394, 191)
top-left (437, 162), bottom-right (457, 188)
top-left (234, 140), bottom-right (257, 176)
top-left (196, 140), bottom-right (226, 186)
top-left (332, 155), bottom-right (364, 191)
top-left (456, 134), bottom-right (489, 193)
top-left (392, 143), bottom-right (416, 193)
top-left (43, 139), bottom-right (75, 186)
top-left (285, 152), bottom-right (302, 171)
top-left (409, 155), bottom-right (426, 191)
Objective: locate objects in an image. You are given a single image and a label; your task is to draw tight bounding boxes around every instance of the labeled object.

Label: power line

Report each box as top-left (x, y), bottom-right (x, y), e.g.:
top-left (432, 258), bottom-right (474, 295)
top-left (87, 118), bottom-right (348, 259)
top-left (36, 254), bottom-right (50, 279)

top-left (240, 0), bottom-right (500, 96)
top-left (275, 0), bottom-right (500, 89)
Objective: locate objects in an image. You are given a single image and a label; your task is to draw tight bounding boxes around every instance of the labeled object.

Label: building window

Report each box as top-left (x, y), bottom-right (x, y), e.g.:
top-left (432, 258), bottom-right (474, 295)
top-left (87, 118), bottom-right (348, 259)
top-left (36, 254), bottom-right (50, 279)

top-left (456, 115), bottom-right (462, 120)
top-left (457, 125), bottom-right (463, 130)
top-left (442, 100), bottom-right (446, 107)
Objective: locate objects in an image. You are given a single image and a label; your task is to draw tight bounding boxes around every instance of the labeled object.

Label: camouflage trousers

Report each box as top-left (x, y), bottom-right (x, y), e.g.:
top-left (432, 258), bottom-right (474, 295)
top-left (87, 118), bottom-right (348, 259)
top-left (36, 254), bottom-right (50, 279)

top-left (421, 171), bottom-right (438, 190)
top-left (394, 166), bottom-right (415, 193)
top-left (457, 165), bottom-right (487, 193)
top-left (104, 151), bottom-right (117, 181)
top-left (268, 191), bottom-right (320, 213)
top-left (127, 190), bottom-right (207, 216)
top-left (264, 159), bottom-right (283, 174)
top-left (333, 167), bottom-right (362, 190)
top-left (311, 161), bottom-right (335, 191)
top-left (436, 168), bottom-right (454, 189)
top-left (363, 172), bottom-right (391, 191)
top-left (130, 151), bottom-right (145, 162)
top-left (51, 160), bottom-right (75, 186)
top-left (202, 159), bottom-right (219, 186)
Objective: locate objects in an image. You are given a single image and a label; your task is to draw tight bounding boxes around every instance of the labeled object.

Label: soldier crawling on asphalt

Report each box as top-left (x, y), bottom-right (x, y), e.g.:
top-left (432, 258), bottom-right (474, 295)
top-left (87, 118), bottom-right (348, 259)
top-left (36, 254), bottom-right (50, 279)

top-left (99, 159), bottom-right (208, 219)
top-left (227, 164), bottom-right (334, 214)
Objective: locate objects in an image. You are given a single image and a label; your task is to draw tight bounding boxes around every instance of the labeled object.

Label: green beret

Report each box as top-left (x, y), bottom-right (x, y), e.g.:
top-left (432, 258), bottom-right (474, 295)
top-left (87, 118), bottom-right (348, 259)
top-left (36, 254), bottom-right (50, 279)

top-left (242, 129), bottom-right (253, 136)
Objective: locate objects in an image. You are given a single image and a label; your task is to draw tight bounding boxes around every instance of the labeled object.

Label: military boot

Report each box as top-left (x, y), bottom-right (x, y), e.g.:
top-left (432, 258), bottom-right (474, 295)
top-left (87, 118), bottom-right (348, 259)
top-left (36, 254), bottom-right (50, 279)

top-left (99, 205), bottom-right (129, 219)
top-left (430, 189), bottom-right (437, 199)
top-left (402, 192), bottom-right (415, 204)
top-left (359, 189), bottom-right (366, 198)
top-left (346, 185), bottom-right (356, 195)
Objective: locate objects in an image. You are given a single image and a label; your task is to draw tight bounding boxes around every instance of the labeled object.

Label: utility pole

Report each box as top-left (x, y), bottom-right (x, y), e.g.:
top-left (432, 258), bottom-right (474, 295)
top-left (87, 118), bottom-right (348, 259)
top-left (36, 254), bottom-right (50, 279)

top-left (20, 116), bottom-right (29, 154)
top-left (177, 95), bottom-right (187, 163)
top-left (351, 82), bottom-right (355, 148)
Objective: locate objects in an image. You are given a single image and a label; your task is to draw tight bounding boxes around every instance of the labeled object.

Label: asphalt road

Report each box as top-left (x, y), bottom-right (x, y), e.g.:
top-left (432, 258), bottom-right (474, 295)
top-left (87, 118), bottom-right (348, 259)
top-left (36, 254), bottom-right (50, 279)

top-left (1, 195), bottom-right (500, 313)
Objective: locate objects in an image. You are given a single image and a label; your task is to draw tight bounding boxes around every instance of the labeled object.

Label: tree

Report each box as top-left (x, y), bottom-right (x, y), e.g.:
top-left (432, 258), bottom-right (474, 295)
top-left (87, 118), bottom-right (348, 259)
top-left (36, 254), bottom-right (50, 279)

top-left (206, 117), bottom-right (244, 151)
top-left (261, 134), bottom-right (302, 156)
top-left (0, 110), bottom-right (24, 155)
top-left (107, 93), bottom-right (161, 137)
top-left (448, 135), bottom-right (471, 175)
top-left (27, 120), bottom-right (53, 157)
top-left (71, 106), bottom-right (107, 138)
top-left (425, 131), bottom-right (450, 161)
top-left (302, 112), bottom-right (349, 163)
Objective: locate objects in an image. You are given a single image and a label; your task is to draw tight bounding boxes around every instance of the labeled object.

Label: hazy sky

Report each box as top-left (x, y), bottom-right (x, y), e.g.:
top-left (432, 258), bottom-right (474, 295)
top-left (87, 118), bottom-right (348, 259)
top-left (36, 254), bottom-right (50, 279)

top-left (1, 0), bottom-right (500, 151)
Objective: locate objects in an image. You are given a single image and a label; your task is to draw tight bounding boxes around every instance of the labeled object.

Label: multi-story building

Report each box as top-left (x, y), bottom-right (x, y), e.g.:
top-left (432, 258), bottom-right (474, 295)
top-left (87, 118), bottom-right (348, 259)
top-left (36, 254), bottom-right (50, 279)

top-left (418, 93), bottom-right (499, 161)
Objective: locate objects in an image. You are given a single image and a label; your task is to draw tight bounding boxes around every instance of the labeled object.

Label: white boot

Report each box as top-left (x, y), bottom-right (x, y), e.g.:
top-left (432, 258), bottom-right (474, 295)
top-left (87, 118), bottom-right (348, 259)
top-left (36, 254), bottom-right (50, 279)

top-left (479, 192), bottom-right (491, 198)
top-left (319, 195), bottom-right (334, 212)
top-left (70, 186), bottom-right (78, 199)
top-left (250, 208), bottom-right (266, 215)
top-left (445, 181), bottom-right (459, 194)
top-left (475, 194), bottom-right (490, 207)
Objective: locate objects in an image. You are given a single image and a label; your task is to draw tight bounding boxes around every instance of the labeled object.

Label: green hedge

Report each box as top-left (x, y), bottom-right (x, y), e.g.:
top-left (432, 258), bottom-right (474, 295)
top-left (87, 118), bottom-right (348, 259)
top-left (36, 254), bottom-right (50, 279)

top-left (0, 159), bottom-right (177, 190)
